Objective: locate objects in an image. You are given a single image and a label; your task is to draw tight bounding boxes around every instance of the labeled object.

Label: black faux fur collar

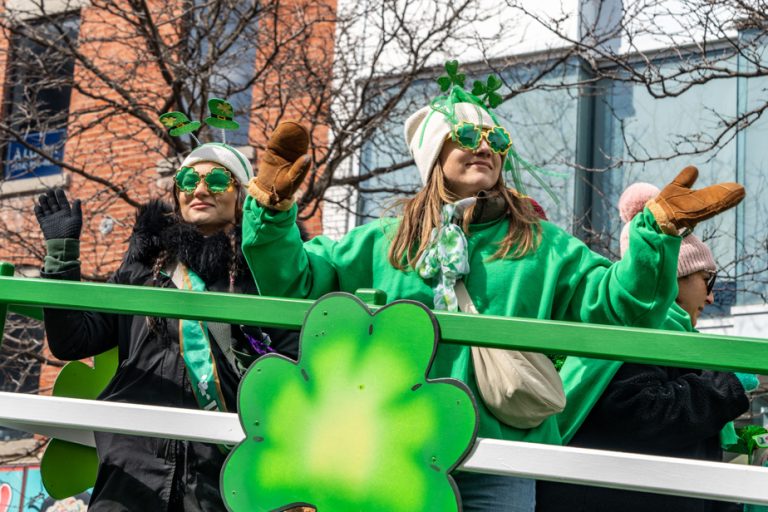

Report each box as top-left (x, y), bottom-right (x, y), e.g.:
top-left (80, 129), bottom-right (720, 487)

top-left (124, 200), bottom-right (247, 285)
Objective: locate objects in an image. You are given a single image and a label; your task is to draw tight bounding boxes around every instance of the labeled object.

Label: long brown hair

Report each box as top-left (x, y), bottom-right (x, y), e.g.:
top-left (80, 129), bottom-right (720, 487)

top-left (388, 161), bottom-right (541, 270)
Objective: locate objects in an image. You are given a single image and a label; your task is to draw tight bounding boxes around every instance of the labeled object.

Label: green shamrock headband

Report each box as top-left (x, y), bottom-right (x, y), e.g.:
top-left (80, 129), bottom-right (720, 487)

top-left (425, 61), bottom-right (565, 202)
top-left (159, 97), bottom-right (241, 146)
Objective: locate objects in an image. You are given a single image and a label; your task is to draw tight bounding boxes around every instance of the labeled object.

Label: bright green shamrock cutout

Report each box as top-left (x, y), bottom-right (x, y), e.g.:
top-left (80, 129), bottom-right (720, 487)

top-left (41, 348), bottom-right (118, 499)
top-left (205, 98), bottom-right (240, 130)
top-left (470, 75), bottom-right (504, 108)
top-left (159, 111), bottom-right (202, 136)
top-left (437, 60), bottom-right (466, 92)
top-left (222, 293), bottom-right (478, 512)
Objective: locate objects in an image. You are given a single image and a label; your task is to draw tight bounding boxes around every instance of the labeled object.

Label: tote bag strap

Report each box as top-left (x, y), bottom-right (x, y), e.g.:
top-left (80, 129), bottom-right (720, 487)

top-left (454, 280), bottom-right (479, 315)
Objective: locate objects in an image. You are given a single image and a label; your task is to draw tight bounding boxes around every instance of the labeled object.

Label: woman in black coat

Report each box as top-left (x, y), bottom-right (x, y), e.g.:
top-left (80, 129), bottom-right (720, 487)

top-left (34, 142), bottom-right (298, 511)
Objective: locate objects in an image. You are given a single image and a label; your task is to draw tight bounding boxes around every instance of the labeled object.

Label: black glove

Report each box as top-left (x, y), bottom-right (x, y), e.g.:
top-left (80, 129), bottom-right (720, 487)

top-left (34, 188), bottom-right (83, 240)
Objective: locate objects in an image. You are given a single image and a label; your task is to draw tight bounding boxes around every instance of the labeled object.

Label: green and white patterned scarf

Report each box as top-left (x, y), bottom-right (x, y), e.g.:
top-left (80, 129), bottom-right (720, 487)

top-left (415, 198), bottom-right (476, 311)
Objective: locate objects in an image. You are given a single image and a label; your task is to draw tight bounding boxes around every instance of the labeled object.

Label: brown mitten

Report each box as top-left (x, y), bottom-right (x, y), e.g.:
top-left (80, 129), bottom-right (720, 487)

top-left (646, 166), bottom-right (745, 235)
top-left (248, 121), bottom-right (311, 210)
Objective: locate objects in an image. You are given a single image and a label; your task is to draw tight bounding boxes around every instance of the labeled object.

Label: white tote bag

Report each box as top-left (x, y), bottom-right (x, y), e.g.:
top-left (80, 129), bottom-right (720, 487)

top-left (455, 281), bottom-right (566, 429)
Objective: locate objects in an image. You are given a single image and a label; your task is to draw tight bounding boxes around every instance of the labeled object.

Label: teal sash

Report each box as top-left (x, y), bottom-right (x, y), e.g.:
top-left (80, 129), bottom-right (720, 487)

top-left (177, 265), bottom-right (228, 413)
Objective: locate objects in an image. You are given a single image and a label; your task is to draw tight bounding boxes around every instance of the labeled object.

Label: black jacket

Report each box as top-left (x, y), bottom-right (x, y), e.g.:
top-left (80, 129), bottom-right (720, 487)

top-left (537, 363), bottom-right (749, 512)
top-left (42, 201), bottom-right (299, 511)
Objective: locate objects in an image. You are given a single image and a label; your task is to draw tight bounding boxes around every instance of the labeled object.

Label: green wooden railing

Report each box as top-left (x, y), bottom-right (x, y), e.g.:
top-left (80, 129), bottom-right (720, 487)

top-left (1, 272), bottom-right (768, 373)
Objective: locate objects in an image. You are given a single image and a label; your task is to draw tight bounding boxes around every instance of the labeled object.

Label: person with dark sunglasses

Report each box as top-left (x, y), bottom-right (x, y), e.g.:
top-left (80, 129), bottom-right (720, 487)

top-left (539, 182), bottom-right (756, 512)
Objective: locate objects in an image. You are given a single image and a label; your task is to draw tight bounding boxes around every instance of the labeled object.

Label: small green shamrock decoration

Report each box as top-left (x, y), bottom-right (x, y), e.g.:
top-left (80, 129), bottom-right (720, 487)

top-left (41, 348), bottom-right (118, 499)
top-left (205, 98), bottom-right (240, 130)
top-left (437, 60), bottom-right (466, 92)
top-left (728, 425), bottom-right (768, 460)
top-left (221, 293), bottom-right (478, 512)
top-left (471, 75), bottom-right (504, 109)
top-left (159, 111), bottom-right (202, 136)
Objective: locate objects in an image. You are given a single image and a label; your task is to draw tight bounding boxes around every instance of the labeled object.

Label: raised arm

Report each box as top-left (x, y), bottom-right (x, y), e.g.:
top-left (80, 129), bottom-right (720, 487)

top-left (241, 121), bottom-right (334, 299)
top-left (35, 188), bottom-right (120, 360)
top-left (554, 166), bottom-right (744, 329)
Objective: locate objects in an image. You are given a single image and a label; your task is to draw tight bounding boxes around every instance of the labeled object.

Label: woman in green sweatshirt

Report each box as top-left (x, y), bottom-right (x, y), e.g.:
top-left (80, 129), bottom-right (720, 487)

top-left (240, 76), bottom-right (743, 511)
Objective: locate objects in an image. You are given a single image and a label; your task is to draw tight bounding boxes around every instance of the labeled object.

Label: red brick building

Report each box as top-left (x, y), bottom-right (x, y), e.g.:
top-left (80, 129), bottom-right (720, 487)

top-left (0, 0), bottom-right (335, 419)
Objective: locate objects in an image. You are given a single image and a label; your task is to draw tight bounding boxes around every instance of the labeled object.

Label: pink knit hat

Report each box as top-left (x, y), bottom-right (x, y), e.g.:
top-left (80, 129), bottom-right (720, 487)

top-left (618, 182), bottom-right (716, 277)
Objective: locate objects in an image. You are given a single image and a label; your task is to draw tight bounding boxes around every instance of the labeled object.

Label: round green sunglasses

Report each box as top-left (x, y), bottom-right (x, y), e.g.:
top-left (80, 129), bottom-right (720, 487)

top-left (174, 166), bottom-right (235, 194)
top-left (450, 121), bottom-right (513, 155)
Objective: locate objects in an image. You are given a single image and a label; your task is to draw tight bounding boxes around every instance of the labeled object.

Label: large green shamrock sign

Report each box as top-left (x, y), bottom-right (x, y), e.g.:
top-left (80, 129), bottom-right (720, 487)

top-left (222, 293), bottom-right (478, 511)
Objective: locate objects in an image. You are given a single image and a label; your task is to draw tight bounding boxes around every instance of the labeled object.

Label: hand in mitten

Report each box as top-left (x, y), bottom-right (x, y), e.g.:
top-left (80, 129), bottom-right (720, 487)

top-left (34, 188), bottom-right (83, 240)
top-left (735, 372), bottom-right (760, 392)
top-left (248, 122), bottom-right (311, 211)
top-left (646, 166), bottom-right (745, 235)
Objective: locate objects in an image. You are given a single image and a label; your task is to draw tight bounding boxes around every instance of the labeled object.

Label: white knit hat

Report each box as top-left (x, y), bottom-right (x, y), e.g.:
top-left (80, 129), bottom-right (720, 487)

top-left (404, 102), bottom-right (496, 184)
top-left (180, 142), bottom-right (252, 186)
top-left (618, 182), bottom-right (716, 277)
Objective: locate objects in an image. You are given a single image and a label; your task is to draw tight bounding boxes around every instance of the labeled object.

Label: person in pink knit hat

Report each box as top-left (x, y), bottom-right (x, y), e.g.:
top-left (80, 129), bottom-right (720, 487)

top-left (618, 182), bottom-right (717, 327)
top-left (537, 181), bottom-right (755, 512)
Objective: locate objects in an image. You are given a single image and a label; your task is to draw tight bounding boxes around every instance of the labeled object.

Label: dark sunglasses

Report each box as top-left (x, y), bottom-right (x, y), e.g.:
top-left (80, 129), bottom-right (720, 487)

top-left (705, 272), bottom-right (717, 295)
top-left (174, 166), bottom-right (235, 194)
top-left (450, 121), bottom-right (513, 155)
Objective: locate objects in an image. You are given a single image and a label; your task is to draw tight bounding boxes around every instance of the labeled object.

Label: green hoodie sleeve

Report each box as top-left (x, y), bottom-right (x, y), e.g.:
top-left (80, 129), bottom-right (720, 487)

top-left (243, 197), bottom-right (354, 299)
top-left (548, 208), bottom-right (681, 329)
top-left (243, 194), bottom-right (409, 301)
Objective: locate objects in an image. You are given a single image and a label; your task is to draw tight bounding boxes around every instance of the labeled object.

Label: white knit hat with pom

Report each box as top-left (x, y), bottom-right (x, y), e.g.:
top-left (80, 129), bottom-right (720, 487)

top-left (618, 182), bottom-right (716, 278)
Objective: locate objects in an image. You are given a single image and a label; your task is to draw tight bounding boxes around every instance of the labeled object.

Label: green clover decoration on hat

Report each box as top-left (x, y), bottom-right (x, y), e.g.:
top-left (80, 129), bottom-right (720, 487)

top-left (159, 111), bottom-right (202, 137)
top-left (205, 98), bottom-right (240, 130)
top-left (160, 98), bottom-right (241, 147)
top-left (221, 293), bottom-right (478, 512)
top-left (431, 60), bottom-right (566, 202)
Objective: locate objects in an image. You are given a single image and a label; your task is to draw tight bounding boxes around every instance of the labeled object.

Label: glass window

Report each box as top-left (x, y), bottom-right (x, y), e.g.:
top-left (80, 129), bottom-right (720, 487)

top-left (357, 80), bottom-right (429, 221)
top-left (3, 15), bottom-right (79, 181)
top-left (591, 54), bottom-right (740, 315)
top-left (736, 30), bottom-right (768, 307)
top-left (494, 62), bottom-right (579, 230)
top-left (186, 1), bottom-right (257, 147)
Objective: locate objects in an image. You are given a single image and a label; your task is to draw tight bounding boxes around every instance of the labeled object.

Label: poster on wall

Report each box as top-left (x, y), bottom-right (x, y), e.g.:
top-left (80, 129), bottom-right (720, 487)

top-left (0, 465), bottom-right (90, 511)
top-left (3, 129), bottom-right (65, 181)
top-left (0, 467), bottom-right (23, 511)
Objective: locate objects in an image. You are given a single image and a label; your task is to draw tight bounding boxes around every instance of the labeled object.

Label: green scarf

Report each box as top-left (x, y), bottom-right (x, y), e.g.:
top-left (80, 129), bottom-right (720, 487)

top-left (415, 198), bottom-right (475, 312)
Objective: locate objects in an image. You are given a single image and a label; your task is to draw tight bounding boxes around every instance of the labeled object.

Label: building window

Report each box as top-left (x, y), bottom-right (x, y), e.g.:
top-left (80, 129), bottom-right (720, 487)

top-left (186, 1), bottom-right (256, 147)
top-left (2, 15), bottom-right (79, 181)
top-left (590, 52), bottom-right (743, 314)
